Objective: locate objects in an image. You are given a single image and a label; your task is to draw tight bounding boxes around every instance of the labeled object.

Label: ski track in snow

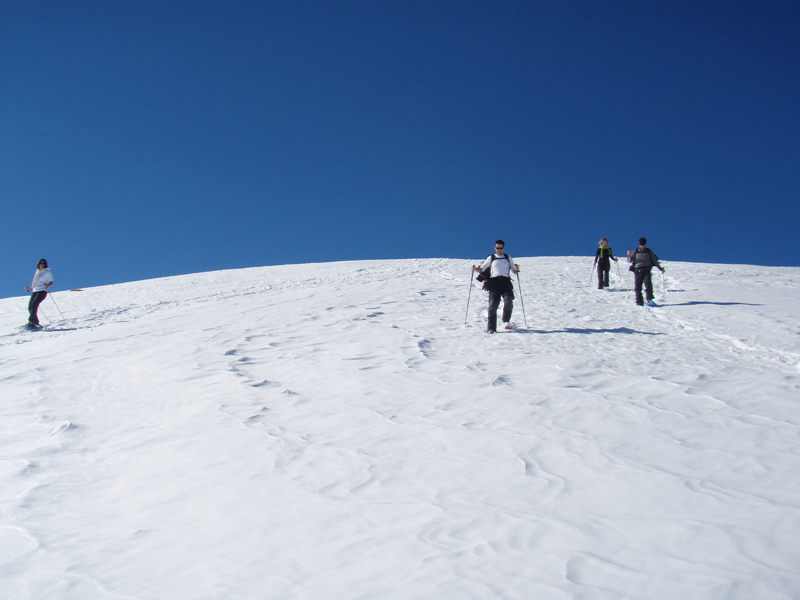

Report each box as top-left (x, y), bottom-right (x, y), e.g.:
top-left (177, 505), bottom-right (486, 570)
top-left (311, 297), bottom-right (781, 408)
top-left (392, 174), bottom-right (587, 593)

top-left (1, 257), bottom-right (799, 600)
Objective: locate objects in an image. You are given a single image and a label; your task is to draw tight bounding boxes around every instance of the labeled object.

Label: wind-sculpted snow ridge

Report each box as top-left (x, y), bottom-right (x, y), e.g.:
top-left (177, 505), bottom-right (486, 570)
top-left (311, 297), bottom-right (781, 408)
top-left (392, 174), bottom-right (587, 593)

top-left (1, 258), bottom-right (799, 600)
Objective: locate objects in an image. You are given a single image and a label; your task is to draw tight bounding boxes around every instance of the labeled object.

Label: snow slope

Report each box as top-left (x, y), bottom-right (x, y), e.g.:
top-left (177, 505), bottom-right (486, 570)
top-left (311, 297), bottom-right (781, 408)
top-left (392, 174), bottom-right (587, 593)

top-left (2, 257), bottom-right (799, 600)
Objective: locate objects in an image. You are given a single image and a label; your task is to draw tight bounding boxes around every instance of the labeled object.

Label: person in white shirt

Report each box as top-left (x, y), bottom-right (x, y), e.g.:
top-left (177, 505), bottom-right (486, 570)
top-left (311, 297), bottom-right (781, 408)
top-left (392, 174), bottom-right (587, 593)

top-left (25, 258), bottom-right (53, 327)
top-left (471, 240), bottom-right (520, 333)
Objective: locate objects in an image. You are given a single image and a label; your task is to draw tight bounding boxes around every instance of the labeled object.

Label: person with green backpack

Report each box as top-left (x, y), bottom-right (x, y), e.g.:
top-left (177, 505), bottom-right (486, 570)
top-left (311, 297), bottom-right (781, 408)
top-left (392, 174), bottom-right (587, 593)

top-left (593, 238), bottom-right (619, 289)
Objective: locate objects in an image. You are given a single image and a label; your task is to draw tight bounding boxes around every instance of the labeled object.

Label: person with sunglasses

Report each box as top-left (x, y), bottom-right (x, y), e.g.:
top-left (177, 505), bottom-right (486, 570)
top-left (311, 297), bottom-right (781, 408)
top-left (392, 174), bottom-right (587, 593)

top-left (471, 240), bottom-right (520, 333)
top-left (25, 258), bottom-right (53, 328)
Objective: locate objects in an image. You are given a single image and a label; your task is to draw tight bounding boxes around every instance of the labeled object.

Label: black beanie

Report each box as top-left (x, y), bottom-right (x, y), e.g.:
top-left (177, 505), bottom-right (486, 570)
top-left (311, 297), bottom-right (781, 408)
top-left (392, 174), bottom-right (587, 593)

top-left (639, 238), bottom-right (647, 246)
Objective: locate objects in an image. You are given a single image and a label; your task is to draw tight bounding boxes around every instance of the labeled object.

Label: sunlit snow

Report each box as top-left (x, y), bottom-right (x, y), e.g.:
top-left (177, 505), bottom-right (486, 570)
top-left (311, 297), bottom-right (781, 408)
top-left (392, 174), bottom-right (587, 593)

top-left (2, 257), bottom-right (799, 599)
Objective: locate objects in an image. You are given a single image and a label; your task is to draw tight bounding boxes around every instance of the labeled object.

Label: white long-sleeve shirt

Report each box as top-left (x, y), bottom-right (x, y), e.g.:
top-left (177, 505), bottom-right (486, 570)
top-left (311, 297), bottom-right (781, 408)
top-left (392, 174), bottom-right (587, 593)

top-left (31, 268), bottom-right (53, 292)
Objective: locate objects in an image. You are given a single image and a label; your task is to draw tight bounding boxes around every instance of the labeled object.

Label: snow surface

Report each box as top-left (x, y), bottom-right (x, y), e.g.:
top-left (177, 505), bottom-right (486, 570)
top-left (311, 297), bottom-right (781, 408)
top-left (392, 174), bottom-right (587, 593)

top-left (1, 257), bottom-right (799, 600)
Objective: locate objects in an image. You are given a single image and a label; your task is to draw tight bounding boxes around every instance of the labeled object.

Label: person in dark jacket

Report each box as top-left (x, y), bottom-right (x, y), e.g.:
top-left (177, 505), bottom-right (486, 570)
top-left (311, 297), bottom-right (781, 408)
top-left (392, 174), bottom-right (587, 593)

top-left (627, 238), bottom-right (664, 306)
top-left (593, 238), bottom-right (618, 289)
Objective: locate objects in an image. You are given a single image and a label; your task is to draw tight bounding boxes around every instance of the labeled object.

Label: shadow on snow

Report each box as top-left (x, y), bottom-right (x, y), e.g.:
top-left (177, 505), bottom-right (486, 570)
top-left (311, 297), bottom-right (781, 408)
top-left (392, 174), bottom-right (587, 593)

top-left (514, 327), bottom-right (663, 336)
top-left (669, 301), bottom-right (763, 307)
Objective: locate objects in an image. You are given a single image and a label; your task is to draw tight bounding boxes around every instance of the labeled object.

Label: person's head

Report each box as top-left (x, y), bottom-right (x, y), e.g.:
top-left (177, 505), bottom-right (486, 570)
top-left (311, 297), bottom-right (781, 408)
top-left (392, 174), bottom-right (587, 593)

top-left (638, 237), bottom-right (647, 248)
top-left (37, 258), bottom-right (48, 269)
top-left (599, 238), bottom-right (608, 246)
top-left (495, 240), bottom-right (505, 253)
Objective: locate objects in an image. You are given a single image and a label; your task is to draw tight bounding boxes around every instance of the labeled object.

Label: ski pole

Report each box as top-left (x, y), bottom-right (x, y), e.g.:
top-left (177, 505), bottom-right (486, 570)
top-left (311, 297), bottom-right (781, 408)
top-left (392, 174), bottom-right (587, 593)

top-left (615, 261), bottom-right (622, 289)
top-left (50, 293), bottom-right (66, 322)
top-left (661, 271), bottom-right (667, 298)
top-left (515, 271), bottom-right (527, 327)
top-left (588, 263), bottom-right (595, 288)
top-left (464, 269), bottom-right (474, 325)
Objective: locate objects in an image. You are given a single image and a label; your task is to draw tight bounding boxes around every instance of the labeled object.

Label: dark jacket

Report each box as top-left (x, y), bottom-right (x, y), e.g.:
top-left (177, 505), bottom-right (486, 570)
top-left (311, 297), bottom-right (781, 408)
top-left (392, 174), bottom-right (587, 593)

top-left (595, 246), bottom-right (616, 265)
top-left (629, 247), bottom-right (663, 271)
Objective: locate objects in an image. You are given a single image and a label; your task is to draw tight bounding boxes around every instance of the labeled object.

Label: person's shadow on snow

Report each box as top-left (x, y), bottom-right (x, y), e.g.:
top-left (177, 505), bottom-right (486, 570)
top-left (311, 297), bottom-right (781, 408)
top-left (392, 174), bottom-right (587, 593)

top-left (668, 301), bottom-right (762, 307)
top-left (515, 327), bottom-right (663, 335)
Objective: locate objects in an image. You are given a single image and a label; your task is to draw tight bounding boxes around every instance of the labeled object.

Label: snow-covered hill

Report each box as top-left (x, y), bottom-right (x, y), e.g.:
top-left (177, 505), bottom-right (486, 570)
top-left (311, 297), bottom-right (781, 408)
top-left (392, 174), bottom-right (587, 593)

top-left (2, 257), bottom-right (799, 600)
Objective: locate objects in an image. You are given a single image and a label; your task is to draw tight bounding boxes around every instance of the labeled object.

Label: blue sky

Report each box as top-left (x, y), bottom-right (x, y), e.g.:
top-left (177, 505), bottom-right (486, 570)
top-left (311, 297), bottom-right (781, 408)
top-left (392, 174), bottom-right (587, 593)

top-left (2, 1), bottom-right (798, 299)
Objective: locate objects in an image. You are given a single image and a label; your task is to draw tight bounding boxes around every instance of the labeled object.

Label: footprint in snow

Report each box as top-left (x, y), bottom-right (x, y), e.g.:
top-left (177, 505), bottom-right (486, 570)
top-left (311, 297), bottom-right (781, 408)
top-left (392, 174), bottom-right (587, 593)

top-left (492, 375), bottom-right (511, 387)
top-left (250, 380), bottom-right (280, 388)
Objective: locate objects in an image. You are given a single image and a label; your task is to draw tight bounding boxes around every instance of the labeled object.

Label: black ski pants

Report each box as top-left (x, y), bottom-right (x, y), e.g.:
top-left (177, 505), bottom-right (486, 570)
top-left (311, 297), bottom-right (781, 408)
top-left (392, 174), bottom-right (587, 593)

top-left (596, 261), bottom-right (610, 288)
top-left (486, 277), bottom-right (514, 332)
top-left (633, 268), bottom-right (654, 305)
top-left (28, 291), bottom-right (47, 325)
